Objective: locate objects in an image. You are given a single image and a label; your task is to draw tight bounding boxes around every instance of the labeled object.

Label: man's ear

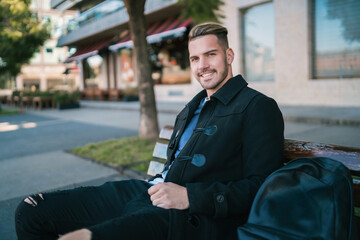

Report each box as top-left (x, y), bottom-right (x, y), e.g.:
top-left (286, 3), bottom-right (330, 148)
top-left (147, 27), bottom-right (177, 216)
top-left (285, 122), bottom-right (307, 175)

top-left (226, 48), bottom-right (234, 64)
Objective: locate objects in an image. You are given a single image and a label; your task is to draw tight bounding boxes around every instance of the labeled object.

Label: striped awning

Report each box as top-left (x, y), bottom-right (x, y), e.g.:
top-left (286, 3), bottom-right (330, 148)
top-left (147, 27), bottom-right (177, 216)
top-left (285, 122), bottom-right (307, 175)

top-left (109, 16), bottom-right (191, 52)
top-left (65, 37), bottom-right (114, 63)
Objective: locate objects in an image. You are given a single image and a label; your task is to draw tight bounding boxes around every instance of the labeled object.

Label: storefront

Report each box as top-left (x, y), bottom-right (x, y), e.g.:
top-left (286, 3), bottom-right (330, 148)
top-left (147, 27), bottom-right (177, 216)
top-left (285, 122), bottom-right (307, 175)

top-left (63, 15), bottom-right (194, 101)
top-left (64, 37), bottom-right (115, 90)
top-left (108, 16), bottom-right (192, 87)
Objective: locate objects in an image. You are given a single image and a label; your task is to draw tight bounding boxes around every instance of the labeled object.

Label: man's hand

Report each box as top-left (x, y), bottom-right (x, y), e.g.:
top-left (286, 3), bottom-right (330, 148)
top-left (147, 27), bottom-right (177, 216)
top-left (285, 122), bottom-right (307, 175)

top-left (148, 182), bottom-right (189, 210)
top-left (58, 229), bottom-right (91, 240)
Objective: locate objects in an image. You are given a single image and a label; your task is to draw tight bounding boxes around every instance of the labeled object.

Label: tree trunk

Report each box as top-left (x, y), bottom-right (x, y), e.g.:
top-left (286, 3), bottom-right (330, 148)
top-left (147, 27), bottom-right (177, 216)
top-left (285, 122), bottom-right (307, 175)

top-left (123, 0), bottom-right (159, 139)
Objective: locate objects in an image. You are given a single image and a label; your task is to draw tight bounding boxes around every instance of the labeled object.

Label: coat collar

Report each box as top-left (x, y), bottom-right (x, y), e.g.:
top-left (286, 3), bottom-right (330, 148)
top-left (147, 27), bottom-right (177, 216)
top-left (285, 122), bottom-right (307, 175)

top-left (186, 74), bottom-right (248, 110)
top-left (211, 74), bottom-right (248, 105)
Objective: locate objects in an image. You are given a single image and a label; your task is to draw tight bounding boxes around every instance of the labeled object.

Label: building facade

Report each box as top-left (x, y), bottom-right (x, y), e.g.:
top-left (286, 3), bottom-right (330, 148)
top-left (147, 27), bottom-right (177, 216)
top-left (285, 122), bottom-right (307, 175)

top-left (51, 0), bottom-right (198, 101)
top-left (51, 0), bottom-right (360, 106)
top-left (223, 0), bottom-right (360, 106)
top-left (16, 0), bottom-right (77, 92)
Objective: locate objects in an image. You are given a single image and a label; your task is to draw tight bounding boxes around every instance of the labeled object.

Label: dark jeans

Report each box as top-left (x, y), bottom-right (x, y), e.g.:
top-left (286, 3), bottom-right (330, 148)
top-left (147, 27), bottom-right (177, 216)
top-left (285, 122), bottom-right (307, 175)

top-left (15, 180), bottom-right (169, 240)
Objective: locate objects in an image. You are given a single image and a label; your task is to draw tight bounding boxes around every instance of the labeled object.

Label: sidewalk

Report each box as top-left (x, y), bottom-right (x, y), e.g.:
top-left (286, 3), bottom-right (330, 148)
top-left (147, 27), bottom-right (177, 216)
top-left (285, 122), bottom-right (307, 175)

top-left (80, 100), bottom-right (360, 126)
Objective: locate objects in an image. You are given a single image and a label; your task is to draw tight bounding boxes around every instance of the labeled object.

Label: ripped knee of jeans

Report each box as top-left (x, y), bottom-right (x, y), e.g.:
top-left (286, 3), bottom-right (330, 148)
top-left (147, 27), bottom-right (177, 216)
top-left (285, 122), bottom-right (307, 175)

top-left (24, 193), bottom-right (44, 207)
top-left (15, 193), bottom-right (51, 238)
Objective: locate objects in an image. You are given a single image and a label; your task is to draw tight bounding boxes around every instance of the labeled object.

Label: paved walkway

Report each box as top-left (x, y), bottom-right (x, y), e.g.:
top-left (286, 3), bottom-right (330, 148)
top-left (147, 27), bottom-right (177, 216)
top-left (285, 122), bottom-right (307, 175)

top-left (80, 100), bottom-right (360, 126)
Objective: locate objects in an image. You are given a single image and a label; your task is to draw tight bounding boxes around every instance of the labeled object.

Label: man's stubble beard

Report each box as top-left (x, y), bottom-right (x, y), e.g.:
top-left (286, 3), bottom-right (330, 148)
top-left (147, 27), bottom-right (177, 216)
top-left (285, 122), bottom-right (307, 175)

top-left (201, 58), bottom-right (229, 91)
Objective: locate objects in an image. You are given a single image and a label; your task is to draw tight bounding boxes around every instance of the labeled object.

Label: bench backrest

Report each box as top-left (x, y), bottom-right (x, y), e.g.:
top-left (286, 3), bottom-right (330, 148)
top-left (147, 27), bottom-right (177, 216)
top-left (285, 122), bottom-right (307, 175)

top-left (149, 125), bottom-right (360, 233)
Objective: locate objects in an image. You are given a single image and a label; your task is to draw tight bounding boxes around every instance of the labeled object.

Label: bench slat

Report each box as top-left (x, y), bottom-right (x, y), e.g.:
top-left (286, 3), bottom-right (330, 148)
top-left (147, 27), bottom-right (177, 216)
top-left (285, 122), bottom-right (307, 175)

top-left (353, 179), bottom-right (360, 208)
top-left (152, 142), bottom-right (168, 159)
top-left (159, 126), bottom-right (174, 140)
top-left (284, 139), bottom-right (360, 175)
top-left (147, 160), bottom-right (165, 176)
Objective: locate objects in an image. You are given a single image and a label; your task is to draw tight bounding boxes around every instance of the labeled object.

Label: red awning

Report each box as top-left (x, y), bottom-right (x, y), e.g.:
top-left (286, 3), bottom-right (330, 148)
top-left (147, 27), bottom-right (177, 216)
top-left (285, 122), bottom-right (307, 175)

top-left (109, 16), bottom-right (191, 51)
top-left (65, 37), bottom-right (114, 63)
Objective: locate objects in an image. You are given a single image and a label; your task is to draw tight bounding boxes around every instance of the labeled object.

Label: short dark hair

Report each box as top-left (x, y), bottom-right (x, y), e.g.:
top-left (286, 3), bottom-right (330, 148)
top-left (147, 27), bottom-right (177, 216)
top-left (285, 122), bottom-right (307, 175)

top-left (189, 22), bottom-right (229, 49)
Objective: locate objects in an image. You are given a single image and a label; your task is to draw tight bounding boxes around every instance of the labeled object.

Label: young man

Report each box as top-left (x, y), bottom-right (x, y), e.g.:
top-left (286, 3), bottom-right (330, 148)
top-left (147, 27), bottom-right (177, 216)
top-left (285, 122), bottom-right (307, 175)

top-left (15, 22), bottom-right (284, 240)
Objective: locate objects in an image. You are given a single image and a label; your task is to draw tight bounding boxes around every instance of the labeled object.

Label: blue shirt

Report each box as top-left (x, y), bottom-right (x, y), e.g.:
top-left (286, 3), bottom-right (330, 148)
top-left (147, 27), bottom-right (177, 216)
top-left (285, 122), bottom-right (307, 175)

top-left (149, 97), bottom-right (209, 185)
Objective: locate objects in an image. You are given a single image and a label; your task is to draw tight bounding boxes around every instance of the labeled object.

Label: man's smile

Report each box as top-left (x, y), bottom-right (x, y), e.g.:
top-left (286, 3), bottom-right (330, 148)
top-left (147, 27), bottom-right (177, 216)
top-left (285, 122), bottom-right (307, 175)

top-left (199, 70), bottom-right (216, 79)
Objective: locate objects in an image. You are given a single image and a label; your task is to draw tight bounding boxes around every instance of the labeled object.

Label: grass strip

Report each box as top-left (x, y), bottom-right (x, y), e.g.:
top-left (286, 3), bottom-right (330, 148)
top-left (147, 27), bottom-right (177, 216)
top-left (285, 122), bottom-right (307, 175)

top-left (71, 137), bottom-right (162, 173)
top-left (355, 207), bottom-right (360, 217)
top-left (0, 109), bottom-right (19, 115)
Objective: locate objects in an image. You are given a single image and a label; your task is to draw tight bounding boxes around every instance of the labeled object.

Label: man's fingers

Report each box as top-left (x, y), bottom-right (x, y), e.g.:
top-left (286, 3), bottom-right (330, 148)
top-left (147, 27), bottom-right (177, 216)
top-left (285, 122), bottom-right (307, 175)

top-left (148, 184), bottom-right (161, 196)
top-left (154, 203), bottom-right (167, 209)
top-left (149, 188), bottom-right (163, 203)
top-left (58, 229), bottom-right (92, 240)
top-left (151, 196), bottom-right (170, 209)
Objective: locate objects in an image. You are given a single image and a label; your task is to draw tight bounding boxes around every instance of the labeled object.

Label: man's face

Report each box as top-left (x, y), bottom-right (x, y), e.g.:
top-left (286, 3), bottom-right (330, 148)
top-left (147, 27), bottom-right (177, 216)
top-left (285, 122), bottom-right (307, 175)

top-left (188, 34), bottom-right (233, 96)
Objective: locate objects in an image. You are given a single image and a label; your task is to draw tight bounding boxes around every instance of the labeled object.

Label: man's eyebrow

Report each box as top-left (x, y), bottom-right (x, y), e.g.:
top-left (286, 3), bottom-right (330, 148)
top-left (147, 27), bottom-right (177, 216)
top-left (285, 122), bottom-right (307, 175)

top-left (204, 49), bottom-right (219, 54)
top-left (189, 49), bottom-right (219, 59)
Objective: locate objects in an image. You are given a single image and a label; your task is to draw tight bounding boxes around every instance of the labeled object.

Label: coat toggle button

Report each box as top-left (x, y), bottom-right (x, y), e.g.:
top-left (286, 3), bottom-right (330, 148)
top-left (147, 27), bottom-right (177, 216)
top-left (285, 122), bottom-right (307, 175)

top-left (216, 194), bottom-right (225, 203)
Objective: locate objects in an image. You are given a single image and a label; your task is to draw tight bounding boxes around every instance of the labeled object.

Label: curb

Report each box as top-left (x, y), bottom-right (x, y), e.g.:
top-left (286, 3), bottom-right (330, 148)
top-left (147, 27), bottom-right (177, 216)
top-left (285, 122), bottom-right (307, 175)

top-left (80, 102), bottom-right (360, 127)
top-left (283, 116), bottom-right (360, 127)
top-left (80, 102), bottom-right (181, 115)
top-left (66, 150), bottom-right (149, 180)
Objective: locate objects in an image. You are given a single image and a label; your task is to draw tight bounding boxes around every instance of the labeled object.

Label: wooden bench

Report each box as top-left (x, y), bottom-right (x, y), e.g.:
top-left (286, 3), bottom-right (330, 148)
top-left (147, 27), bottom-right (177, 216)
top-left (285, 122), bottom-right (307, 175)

top-left (108, 89), bottom-right (124, 101)
top-left (33, 97), bottom-right (55, 110)
top-left (83, 89), bottom-right (96, 101)
top-left (21, 96), bottom-right (33, 108)
top-left (94, 89), bottom-right (109, 101)
top-left (148, 125), bottom-right (360, 233)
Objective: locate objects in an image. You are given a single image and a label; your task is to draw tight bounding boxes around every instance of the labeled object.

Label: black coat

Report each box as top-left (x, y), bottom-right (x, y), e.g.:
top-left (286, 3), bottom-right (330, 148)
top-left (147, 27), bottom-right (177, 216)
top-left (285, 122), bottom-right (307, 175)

top-left (164, 75), bottom-right (284, 240)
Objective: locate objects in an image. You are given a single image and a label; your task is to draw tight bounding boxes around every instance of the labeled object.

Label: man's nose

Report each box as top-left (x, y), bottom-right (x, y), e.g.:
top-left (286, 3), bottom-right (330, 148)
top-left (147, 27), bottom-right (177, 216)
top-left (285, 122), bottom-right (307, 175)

top-left (198, 57), bottom-right (209, 71)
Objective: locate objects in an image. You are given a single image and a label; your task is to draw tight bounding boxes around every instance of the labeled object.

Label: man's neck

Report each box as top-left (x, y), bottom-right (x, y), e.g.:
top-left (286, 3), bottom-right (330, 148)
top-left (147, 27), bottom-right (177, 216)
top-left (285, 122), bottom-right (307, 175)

top-left (206, 72), bottom-right (233, 97)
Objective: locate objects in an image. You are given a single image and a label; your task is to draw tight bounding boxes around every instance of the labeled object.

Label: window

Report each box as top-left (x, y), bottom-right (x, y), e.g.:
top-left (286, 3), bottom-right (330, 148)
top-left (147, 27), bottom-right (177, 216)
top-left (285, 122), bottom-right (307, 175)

top-left (149, 38), bottom-right (190, 85)
top-left (119, 49), bottom-right (134, 82)
top-left (85, 55), bottom-right (104, 88)
top-left (46, 15), bottom-right (62, 38)
top-left (30, 0), bottom-right (38, 10)
top-left (43, 40), bottom-right (58, 64)
top-left (30, 52), bottom-right (41, 64)
top-left (242, 2), bottom-right (275, 82)
top-left (312, 0), bottom-right (360, 79)
top-left (42, 0), bottom-right (51, 10)
top-left (42, 15), bottom-right (50, 23)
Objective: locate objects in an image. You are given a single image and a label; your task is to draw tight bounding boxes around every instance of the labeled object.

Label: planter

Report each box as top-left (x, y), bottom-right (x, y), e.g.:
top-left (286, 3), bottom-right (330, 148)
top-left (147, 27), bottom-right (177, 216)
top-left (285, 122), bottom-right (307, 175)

top-left (57, 102), bottom-right (80, 110)
top-left (123, 96), bottom-right (139, 102)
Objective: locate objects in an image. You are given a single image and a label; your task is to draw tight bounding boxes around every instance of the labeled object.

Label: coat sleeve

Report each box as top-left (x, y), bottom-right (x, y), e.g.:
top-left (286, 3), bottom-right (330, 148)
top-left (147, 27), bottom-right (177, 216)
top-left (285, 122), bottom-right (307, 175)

top-left (185, 96), bottom-right (284, 218)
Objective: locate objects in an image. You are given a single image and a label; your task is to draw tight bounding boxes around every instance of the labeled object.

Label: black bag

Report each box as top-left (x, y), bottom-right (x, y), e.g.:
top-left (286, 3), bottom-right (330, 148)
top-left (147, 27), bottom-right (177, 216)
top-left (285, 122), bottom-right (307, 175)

top-left (237, 157), bottom-right (358, 240)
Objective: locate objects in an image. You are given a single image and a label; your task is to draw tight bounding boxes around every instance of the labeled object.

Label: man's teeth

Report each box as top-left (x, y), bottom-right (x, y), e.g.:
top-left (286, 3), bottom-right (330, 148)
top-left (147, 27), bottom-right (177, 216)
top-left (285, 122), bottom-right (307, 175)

top-left (201, 72), bottom-right (213, 77)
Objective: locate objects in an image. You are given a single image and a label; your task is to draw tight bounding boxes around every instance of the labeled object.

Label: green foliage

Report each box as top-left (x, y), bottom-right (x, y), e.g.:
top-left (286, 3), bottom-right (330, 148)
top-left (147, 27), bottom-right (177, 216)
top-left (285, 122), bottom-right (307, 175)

top-left (0, 109), bottom-right (19, 115)
top-left (355, 207), bottom-right (360, 217)
top-left (54, 91), bottom-right (80, 104)
top-left (22, 90), bottom-right (37, 97)
top-left (178, 0), bottom-right (225, 23)
top-left (12, 90), bottom-right (20, 97)
top-left (71, 137), bottom-right (160, 173)
top-left (122, 87), bottom-right (138, 97)
top-left (0, 0), bottom-right (50, 77)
